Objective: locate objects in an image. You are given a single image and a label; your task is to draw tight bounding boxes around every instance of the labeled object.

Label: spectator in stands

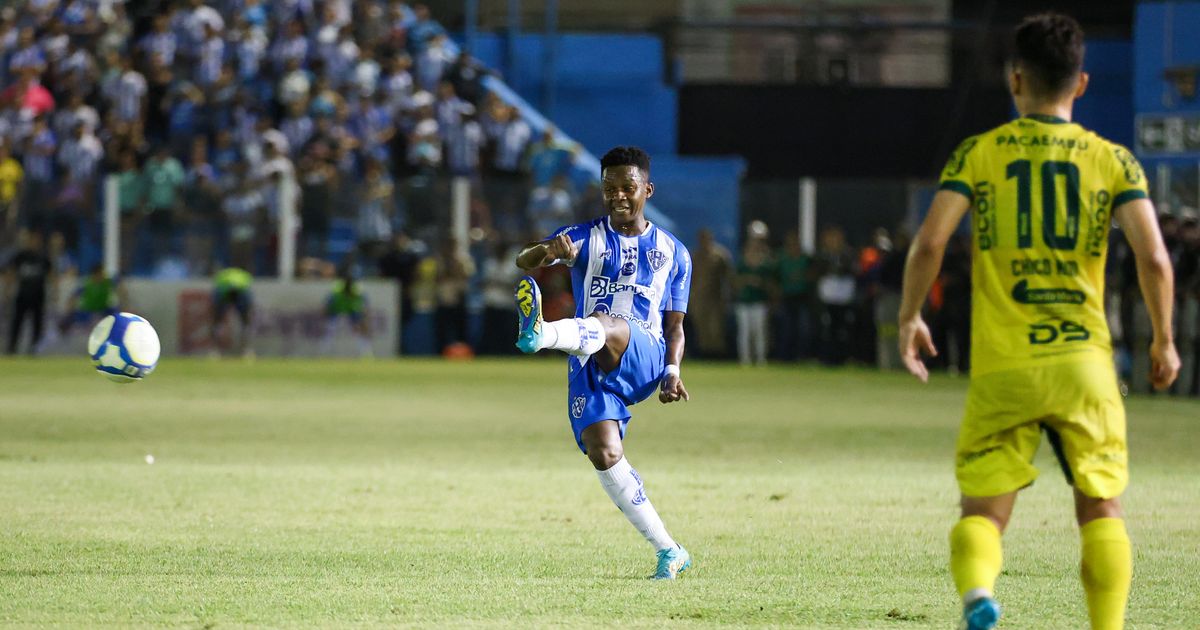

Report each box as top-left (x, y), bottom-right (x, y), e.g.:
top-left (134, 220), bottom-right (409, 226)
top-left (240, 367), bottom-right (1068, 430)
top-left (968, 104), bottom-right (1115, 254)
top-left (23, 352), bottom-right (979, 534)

top-left (478, 236), bottom-right (522, 355)
top-left (0, 141), bottom-right (23, 245)
top-left (56, 121), bottom-right (104, 246)
top-left (445, 51), bottom-right (487, 104)
top-left (20, 114), bottom-right (55, 233)
top-left (137, 13), bottom-right (176, 68)
top-left (434, 80), bottom-right (470, 134)
top-left (195, 22), bottom-right (224, 87)
top-left (221, 160), bottom-right (262, 271)
top-left (415, 32), bottom-right (453, 93)
top-left (357, 157), bottom-right (396, 261)
top-left (814, 225), bottom-right (856, 365)
top-left (406, 4), bottom-right (445, 52)
top-left (380, 52), bottom-right (414, 113)
top-left (402, 115), bottom-right (441, 234)
top-left (377, 229), bottom-right (424, 351)
top-left (434, 236), bottom-right (474, 353)
top-left (1176, 215), bottom-right (1200, 396)
top-left (526, 126), bottom-right (575, 189)
top-left (57, 37), bottom-right (97, 96)
top-left (280, 101), bottom-right (314, 157)
top-left (485, 103), bottom-right (531, 236)
top-left (527, 174), bottom-right (575, 237)
top-left (853, 227), bottom-right (890, 364)
top-left (10, 26), bottom-right (47, 76)
top-left (443, 103), bottom-right (484, 181)
top-left (183, 140), bottom-right (222, 274)
top-left (297, 145), bottom-right (337, 261)
top-left (690, 227), bottom-right (734, 359)
top-left (167, 83), bottom-right (206, 158)
top-left (775, 231), bottom-right (813, 361)
top-left (52, 92), bottom-right (98, 145)
top-left (735, 221), bottom-right (774, 366)
top-left (931, 232), bottom-right (971, 374)
top-left (113, 150), bottom-right (143, 274)
top-left (270, 19), bottom-right (309, 74)
top-left (109, 55), bottom-right (146, 125)
top-left (139, 144), bottom-right (185, 272)
top-left (4, 229), bottom-right (53, 355)
top-left (875, 229), bottom-right (909, 370)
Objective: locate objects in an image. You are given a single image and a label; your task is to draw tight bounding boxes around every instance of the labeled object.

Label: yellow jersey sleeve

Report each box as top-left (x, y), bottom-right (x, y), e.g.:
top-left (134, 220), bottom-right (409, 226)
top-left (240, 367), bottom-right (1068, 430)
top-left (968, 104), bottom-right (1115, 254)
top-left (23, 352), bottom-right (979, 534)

top-left (1105, 143), bottom-right (1150, 209)
top-left (938, 135), bottom-right (982, 200)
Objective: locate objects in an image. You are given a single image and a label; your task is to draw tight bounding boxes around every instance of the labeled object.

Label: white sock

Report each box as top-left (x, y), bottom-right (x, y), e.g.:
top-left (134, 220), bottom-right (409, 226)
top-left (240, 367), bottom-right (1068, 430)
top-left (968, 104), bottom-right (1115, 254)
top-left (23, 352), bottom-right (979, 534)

top-left (596, 457), bottom-right (676, 551)
top-left (962, 587), bottom-right (992, 605)
top-left (540, 317), bottom-right (606, 356)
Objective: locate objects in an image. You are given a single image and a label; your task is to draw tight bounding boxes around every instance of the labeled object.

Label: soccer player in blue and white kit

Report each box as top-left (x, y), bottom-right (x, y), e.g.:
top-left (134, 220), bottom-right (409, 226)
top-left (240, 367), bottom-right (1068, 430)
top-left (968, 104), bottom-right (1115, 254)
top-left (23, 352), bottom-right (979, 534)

top-left (513, 146), bottom-right (693, 580)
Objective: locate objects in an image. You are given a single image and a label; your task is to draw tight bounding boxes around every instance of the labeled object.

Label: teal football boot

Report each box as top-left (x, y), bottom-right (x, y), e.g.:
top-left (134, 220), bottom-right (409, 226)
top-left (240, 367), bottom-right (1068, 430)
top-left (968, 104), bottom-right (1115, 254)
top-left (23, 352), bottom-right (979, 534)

top-left (958, 596), bottom-right (1000, 630)
top-left (514, 276), bottom-right (543, 354)
top-left (652, 545), bottom-right (692, 580)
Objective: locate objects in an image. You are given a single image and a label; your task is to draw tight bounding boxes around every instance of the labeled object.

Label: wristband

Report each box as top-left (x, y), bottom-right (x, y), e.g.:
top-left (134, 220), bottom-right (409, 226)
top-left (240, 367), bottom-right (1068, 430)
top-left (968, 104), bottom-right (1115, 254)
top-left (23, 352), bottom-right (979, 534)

top-left (664, 364), bottom-right (680, 378)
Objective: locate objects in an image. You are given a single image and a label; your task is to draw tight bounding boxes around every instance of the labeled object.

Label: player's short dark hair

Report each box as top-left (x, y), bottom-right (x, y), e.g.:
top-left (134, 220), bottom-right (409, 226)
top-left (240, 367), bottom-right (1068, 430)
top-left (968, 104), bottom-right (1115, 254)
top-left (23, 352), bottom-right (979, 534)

top-left (600, 146), bottom-right (650, 176)
top-left (1011, 12), bottom-right (1085, 97)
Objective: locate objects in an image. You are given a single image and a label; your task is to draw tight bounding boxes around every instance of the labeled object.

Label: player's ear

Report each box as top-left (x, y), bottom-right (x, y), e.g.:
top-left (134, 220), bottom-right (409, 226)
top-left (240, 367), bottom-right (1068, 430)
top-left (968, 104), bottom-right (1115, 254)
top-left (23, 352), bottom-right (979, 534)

top-left (1008, 68), bottom-right (1022, 97)
top-left (645, 181), bottom-right (654, 199)
top-left (1073, 72), bottom-right (1089, 100)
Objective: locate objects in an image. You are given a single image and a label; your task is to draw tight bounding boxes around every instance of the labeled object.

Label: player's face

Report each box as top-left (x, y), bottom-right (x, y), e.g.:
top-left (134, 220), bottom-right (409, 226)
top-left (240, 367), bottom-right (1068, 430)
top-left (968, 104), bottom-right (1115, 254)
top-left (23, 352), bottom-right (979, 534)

top-left (601, 165), bottom-right (653, 226)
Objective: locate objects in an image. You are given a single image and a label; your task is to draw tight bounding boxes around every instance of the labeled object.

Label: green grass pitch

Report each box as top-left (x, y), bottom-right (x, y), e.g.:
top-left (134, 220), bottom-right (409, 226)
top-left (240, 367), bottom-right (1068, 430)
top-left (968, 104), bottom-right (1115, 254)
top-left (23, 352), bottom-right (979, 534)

top-left (1, 357), bottom-right (1197, 628)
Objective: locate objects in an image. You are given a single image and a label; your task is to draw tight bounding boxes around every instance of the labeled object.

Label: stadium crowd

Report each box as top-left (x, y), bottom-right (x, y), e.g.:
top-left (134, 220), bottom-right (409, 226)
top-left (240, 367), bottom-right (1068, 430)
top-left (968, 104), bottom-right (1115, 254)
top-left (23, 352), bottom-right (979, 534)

top-left (0, 0), bottom-right (1197, 398)
top-left (708, 214), bottom-right (1200, 397)
top-left (0, 0), bottom-right (599, 351)
top-left (0, 0), bottom-right (595, 269)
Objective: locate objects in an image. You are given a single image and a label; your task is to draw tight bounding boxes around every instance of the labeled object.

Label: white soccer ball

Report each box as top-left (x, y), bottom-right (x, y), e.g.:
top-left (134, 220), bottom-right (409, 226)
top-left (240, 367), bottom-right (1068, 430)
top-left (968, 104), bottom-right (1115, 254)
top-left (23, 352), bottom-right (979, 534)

top-left (87, 312), bottom-right (161, 383)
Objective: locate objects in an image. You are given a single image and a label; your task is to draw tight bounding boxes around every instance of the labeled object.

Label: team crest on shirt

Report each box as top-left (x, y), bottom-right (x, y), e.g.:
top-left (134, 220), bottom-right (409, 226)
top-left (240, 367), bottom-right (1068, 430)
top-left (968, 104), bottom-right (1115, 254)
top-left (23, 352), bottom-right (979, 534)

top-left (620, 247), bottom-right (638, 276)
top-left (646, 249), bottom-right (669, 272)
top-left (571, 396), bottom-right (586, 419)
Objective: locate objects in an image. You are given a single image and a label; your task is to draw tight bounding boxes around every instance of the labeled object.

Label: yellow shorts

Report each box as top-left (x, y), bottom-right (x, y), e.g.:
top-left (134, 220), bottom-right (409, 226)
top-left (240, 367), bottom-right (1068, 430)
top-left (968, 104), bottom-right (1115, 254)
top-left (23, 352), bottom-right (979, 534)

top-left (957, 360), bottom-right (1127, 499)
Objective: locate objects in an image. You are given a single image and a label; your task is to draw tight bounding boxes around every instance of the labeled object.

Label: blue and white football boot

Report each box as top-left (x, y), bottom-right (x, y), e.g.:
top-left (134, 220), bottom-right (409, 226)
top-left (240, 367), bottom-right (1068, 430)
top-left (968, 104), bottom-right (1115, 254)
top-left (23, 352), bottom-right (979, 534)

top-left (958, 596), bottom-right (1000, 630)
top-left (652, 545), bottom-right (692, 580)
top-left (514, 276), bottom-right (543, 354)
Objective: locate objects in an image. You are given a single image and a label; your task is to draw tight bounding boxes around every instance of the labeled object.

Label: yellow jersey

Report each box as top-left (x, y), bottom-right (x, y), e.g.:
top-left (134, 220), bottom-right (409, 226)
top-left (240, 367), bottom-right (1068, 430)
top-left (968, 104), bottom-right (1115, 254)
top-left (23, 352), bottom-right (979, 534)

top-left (938, 114), bottom-right (1149, 377)
top-left (0, 157), bottom-right (22, 203)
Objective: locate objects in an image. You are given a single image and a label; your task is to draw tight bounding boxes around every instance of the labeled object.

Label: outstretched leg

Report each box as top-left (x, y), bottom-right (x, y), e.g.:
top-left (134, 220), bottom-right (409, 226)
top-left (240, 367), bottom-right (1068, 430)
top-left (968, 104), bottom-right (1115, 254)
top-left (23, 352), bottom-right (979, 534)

top-left (951, 492), bottom-right (1016, 630)
top-left (1076, 491), bottom-right (1129, 630)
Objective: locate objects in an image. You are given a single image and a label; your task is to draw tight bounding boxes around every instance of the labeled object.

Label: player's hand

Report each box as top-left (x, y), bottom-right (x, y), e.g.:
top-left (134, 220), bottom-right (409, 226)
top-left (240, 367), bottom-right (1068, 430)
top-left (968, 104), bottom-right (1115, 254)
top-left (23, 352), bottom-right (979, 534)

top-left (898, 315), bottom-right (937, 383)
top-left (542, 234), bottom-right (576, 266)
top-left (659, 374), bottom-right (689, 403)
top-left (1149, 338), bottom-right (1181, 391)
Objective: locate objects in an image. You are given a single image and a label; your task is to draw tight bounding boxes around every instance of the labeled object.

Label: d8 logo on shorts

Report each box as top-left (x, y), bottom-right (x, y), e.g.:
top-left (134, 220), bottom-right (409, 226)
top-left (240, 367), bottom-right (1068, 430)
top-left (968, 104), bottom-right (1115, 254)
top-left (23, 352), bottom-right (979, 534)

top-left (571, 396), bottom-right (586, 419)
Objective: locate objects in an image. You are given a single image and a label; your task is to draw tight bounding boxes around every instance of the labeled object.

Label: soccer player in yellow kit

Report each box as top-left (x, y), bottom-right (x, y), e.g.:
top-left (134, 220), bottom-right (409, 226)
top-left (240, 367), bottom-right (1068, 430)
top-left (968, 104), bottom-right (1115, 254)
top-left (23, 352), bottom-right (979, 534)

top-left (897, 13), bottom-right (1181, 630)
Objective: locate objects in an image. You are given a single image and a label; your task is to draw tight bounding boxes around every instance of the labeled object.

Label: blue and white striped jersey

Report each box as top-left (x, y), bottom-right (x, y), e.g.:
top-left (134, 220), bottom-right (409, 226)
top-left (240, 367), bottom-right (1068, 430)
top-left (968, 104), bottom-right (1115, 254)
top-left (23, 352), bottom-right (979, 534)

top-left (552, 217), bottom-right (692, 342)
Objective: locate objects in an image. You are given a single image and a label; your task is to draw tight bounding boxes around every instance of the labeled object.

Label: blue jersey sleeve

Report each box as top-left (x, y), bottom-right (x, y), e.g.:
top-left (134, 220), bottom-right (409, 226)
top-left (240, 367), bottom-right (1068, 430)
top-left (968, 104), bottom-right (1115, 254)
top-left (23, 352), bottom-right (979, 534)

top-left (547, 221), bottom-right (594, 268)
top-left (665, 240), bottom-right (691, 313)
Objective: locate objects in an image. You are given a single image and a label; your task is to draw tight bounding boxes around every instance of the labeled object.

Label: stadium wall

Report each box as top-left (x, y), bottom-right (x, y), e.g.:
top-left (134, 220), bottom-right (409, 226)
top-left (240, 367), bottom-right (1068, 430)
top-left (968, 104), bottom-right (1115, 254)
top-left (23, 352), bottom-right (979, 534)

top-left (39, 281), bottom-right (399, 358)
top-left (1133, 1), bottom-right (1200, 169)
top-left (467, 33), bottom-right (678, 156)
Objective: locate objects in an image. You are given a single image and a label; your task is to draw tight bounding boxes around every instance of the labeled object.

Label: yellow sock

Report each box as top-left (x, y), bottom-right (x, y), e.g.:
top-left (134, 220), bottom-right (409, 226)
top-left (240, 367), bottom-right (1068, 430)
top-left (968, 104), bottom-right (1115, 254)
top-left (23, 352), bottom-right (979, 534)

top-left (950, 516), bottom-right (1003, 600)
top-left (1081, 517), bottom-right (1132, 630)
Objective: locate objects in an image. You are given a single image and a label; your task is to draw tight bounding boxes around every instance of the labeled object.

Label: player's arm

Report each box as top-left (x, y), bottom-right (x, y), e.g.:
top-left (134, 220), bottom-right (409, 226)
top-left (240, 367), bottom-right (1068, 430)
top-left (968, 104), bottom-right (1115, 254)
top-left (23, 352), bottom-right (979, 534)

top-left (515, 233), bottom-right (578, 270)
top-left (897, 189), bottom-right (972, 382)
top-left (1115, 198), bottom-right (1180, 390)
top-left (659, 310), bottom-right (689, 403)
